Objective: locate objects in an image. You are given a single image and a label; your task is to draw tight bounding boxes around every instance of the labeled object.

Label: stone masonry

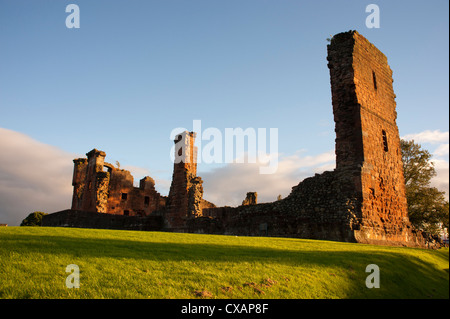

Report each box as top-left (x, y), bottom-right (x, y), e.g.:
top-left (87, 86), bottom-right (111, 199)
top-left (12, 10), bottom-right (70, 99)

top-left (165, 131), bottom-right (215, 230)
top-left (328, 31), bottom-right (412, 245)
top-left (43, 30), bottom-right (440, 248)
top-left (242, 192), bottom-right (258, 206)
top-left (71, 149), bottom-right (166, 217)
top-left (196, 31), bottom-right (438, 248)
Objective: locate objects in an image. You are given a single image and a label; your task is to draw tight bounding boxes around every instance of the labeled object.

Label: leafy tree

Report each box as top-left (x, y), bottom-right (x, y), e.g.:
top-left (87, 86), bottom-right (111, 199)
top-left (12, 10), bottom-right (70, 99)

top-left (401, 139), bottom-right (449, 236)
top-left (20, 211), bottom-right (47, 226)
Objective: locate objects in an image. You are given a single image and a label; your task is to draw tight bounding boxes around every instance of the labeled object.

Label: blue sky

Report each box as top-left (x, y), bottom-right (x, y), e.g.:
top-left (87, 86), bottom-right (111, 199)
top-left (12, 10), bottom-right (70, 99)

top-left (0, 0), bottom-right (448, 225)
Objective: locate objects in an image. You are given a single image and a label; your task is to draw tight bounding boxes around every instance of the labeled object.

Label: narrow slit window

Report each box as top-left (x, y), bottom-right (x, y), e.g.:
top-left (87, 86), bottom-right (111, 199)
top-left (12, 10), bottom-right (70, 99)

top-left (121, 193), bottom-right (128, 200)
top-left (382, 130), bottom-right (389, 152)
top-left (372, 71), bottom-right (378, 91)
top-left (144, 196), bottom-right (150, 206)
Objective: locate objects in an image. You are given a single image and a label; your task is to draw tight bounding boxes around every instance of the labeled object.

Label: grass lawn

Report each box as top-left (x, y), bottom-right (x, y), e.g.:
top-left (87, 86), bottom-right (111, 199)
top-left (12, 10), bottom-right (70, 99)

top-left (0, 226), bottom-right (448, 299)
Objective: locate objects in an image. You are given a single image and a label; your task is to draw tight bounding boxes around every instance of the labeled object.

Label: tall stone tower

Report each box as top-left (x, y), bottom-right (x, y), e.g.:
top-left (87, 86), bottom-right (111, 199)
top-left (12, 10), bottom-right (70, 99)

top-left (327, 31), bottom-right (412, 245)
top-left (165, 131), bottom-right (205, 230)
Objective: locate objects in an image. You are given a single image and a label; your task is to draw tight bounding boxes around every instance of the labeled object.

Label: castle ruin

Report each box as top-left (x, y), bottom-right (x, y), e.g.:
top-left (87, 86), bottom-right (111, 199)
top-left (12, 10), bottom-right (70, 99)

top-left (43, 31), bottom-right (440, 248)
top-left (71, 149), bottom-right (166, 216)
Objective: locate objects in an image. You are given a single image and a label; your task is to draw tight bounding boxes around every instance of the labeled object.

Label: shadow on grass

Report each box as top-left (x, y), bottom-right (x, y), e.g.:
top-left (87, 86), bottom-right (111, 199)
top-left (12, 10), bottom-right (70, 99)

top-left (1, 230), bottom-right (448, 298)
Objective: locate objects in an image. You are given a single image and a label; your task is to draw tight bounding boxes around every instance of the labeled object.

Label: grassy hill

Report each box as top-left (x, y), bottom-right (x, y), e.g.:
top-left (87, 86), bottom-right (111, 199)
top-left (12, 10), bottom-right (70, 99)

top-left (0, 227), bottom-right (448, 299)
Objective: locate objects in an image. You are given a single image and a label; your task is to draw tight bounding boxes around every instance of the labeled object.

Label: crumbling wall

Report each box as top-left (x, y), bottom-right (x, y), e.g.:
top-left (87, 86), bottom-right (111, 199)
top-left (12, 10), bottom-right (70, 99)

top-left (95, 171), bottom-right (110, 213)
top-left (54, 30), bottom-right (441, 249)
top-left (197, 169), bottom-right (438, 247)
top-left (70, 149), bottom-right (166, 217)
top-left (165, 131), bottom-right (208, 230)
top-left (71, 149), bottom-right (107, 213)
top-left (42, 209), bottom-right (163, 231)
top-left (242, 192), bottom-right (257, 206)
top-left (71, 158), bottom-right (88, 210)
top-left (194, 31), bottom-right (440, 249)
top-left (187, 176), bottom-right (205, 218)
top-left (327, 31), bottom-right (417, 246)
top-left (105, 168), bottom-right (165, 216)
top-left (200, 170), bottom-right (359, 242)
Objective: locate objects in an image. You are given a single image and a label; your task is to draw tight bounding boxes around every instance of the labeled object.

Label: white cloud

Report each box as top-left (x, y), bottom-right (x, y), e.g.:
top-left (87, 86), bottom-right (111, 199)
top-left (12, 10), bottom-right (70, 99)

top-left (402, 130), bottom-right (449, 144)
top-left (200, 150), bottom-right (336, 207)
top-left (122, 165), bottom-right (151, 179)
top-left (402, 130), bottom-right (449, 198)
top-left (0, 128), bottom-right (75, 226)
top-left (154, 178), bottom-right (171, 195)
top-left (434, 144), bottom-right (449, 157)
top-left (431, 158), bottom-right (449, 200)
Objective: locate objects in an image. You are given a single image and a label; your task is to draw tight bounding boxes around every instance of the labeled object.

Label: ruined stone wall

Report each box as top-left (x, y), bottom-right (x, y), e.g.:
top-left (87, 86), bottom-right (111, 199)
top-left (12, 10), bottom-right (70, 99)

top-left (242, 192), bottom-right (257, 206)
top-left (42, 209), bottom-right (163, 231)
top-left (193, 31), bottom-right (439, 248)
top-left (197, 169), bottom-right (435, 247)
top-left (71, 158), bottom-right (88, 211)
top-left (187, 176), bottom-right (205, 218)
top-left (327, 31), bottom-right (412, 246)
top-left (54, 30), bottom-right (440, 249)
top-left (355, 33), bottom-right (410, 245)
top-left (70, 149), bottom-right (166, 217)
top-left (199, 198), bottom-right (216, 213)
top-left (199, 170), bottom-right (359, 241)
top-left (104, 169), bottom-right (165, 216)
top-left (165, 131), bottom-right (207, 230)
top-left (95, 171), bottom-right (110, 213)
top-left (74, 149), bottom-right (106, 213)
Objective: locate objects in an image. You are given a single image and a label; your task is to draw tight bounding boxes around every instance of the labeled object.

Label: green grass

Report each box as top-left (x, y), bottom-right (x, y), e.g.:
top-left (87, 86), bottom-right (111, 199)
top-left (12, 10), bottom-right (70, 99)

top-left (0, 226), bottom-right (448, 299)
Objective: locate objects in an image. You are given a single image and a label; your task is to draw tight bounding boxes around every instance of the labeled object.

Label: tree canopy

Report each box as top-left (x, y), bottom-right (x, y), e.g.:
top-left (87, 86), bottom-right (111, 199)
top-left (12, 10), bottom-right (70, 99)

top-left (401, 139), bottom-right (449, 237)
top-left (20, 211), bottom-right (47, 226)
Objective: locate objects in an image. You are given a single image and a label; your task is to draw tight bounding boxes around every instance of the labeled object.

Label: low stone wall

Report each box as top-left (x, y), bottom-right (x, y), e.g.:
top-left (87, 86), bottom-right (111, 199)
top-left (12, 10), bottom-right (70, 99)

top-left (197, 170), bottom-right (360, 242)
top-left (193, 169), bottom-right (441, 248)
top-left (42, 209), bottom-right (163, 231)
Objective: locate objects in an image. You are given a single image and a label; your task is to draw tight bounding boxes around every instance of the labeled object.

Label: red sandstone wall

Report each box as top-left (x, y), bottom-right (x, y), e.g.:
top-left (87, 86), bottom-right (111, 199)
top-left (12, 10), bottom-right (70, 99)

top-left (70, 149), bottom-right (165, 217)
top-left (71, 158), bottom-right (87, 211)
top-left (351, 32), bottom-right (410, 244)
top-left (166, 131), bottom-right (205, 229)
top-left (328, 31), bottom-right (416, 246)
top-left (106, 169), bottom-right (165, 216)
